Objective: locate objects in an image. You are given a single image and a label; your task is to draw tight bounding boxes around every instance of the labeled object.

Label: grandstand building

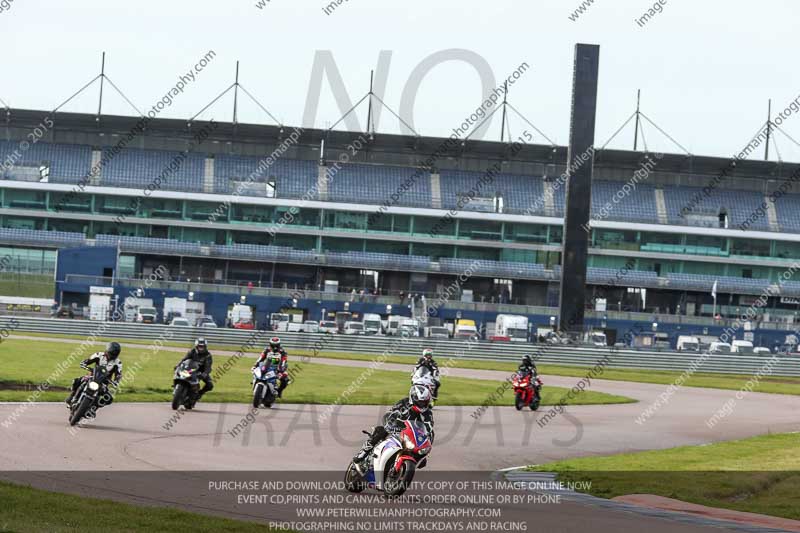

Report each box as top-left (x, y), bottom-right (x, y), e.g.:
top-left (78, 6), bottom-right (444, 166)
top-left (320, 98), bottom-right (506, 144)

top-left (3, 108), bottom-right (800, 346)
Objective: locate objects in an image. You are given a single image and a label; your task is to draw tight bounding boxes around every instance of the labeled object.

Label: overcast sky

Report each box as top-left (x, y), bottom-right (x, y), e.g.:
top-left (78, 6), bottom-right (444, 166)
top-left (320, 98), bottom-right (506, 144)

top-left (2, 0), bottom-right (799, 161)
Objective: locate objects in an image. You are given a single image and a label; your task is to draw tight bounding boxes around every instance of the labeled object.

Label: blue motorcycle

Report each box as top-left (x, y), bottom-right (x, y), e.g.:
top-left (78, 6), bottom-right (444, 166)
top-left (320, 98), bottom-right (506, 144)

top-left (252, 362), bottom-right (279, 408)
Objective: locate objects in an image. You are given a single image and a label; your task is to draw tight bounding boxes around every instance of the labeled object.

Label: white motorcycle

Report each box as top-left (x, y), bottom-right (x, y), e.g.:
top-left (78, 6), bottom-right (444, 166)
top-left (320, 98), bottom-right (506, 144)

top-left (252, 362), bottom-right (279, 408)
top-left (344, 419), bottom-right (433, 497)
top-left (411, 366), bottom-right (439, 400)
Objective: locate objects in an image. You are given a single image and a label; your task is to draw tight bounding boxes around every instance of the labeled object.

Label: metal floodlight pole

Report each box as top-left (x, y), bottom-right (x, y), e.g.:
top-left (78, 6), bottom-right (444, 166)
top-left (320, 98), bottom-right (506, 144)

top-left (233, 61), bottom-right (240, 125)
top-left (500, 81), bottom-right (508, 143)
top-left (765, 99), bottom-right (772, 161)
top-left (633, 89), bottom-right (641, 151)
top-left (366, 70), bottom-right (374, 135)
top-left (97, 52), bottom-right (106, 118)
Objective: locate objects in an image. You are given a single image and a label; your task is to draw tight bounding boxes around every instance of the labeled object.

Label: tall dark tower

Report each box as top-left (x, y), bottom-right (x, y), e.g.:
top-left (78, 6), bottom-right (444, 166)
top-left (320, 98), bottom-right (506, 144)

top-left (558, 43), bottom-right (600, 335)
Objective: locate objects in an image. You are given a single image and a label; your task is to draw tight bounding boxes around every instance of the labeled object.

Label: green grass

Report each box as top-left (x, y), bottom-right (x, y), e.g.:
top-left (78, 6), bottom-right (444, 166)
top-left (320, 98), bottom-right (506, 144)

top-left (529, 432), bottom-right (800, 520)
top-left (0, 338), bottom-right (633, 406)
top-left (0, 276), bottom-right (54, 298)
top-left (9, 331), bottom-right (800, 396)
top-left (0, 481), bottom-right (281, 532)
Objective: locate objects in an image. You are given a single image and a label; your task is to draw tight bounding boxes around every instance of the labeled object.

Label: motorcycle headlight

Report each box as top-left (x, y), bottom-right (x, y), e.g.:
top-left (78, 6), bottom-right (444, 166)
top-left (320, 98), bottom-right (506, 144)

top-left (88, 381), bottom-right (100, 391)
top-left (418, 446), bottom-right (430, 455)
top-left (180, 371), bottom-right (191, 378)
top-left (402, 434), bottom-right (415, 450)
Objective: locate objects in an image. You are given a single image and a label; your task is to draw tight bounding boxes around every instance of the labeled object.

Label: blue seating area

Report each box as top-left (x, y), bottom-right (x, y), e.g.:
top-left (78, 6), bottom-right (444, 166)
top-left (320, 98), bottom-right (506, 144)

top-left (588, 267), bottom-right (658, 286)
top-left (0, 141), bottom-right (92, 182)
top-left (328, 164), bottom-right (431, 207)
top-left (4, 226), bottom-right (794, 298)
top-left (439, 170), bottom-right (546, 214)
top-left (325, 251), bottom-right (431, 271)
top-left (773, 193), bottom-right (800, 232)
top-left (100, 148), bottom-right (206, 192)
top-left (662, 187), bottom-right (769, 229)
top-left (95, 235), bottom-right (203, 255)
top-left (0, 227), bottom-right (86, 247)
top-left (214, 155), bottom-right (318, 198)
top-left (552, 181), bottom-right (566, 217)
top-left (590, 181), bottom-right (657, 223)
top-left (666, 272), bottom-right (774, 295)
top-left (8, 139), bottom-right (800, 238)
top-left (211, 243), bottom-right (316, 263)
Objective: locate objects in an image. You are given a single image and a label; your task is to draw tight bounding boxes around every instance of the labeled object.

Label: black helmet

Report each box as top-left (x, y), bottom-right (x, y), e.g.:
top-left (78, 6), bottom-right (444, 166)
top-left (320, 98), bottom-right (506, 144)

top-left (269, 337), bottom-right (281, 351)
top-left (522, 354), bottom-right (532, 366)
top-left (409, 384), bottom-right (432, 412)
top-left (195, 338), bottom-right (208, 353)
top-left (106, 342), bottom-right (121, 360)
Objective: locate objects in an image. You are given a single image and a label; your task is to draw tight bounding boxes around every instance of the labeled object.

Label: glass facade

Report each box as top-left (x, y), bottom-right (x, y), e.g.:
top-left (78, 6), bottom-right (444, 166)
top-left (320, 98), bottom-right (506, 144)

top-left (1, 188), bottom-right (800, 284)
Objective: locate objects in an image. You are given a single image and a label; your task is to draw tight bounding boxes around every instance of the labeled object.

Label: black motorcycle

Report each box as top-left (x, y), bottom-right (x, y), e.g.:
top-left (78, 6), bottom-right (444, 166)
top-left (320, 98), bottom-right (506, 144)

top-left (68, 363), bottom-right (116, 426)
top-left (172, 359), bottom-right (201, 410)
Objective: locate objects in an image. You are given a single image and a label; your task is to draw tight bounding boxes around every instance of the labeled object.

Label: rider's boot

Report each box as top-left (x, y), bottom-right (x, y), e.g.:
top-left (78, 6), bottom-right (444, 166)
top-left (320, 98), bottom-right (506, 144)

top-left (353, 443), bottom-right (373, 473)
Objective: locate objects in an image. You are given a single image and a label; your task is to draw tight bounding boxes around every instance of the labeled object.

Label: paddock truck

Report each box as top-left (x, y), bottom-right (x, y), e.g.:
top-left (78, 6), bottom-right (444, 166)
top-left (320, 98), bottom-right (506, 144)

top-left (252, 361), bottom-right (279, 408)
top-left (172, 359), bottom-right (202, 410)
top-left (512, 370), bottom-right (542, 411)
top-left (68, 363), bottom-right (118, 426)
top-left (344, 420), bottom-right (433, 497)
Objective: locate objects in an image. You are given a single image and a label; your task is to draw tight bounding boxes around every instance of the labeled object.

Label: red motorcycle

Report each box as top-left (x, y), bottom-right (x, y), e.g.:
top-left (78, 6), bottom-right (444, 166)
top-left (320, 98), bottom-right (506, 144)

top-left (512, 371), bottom-right (542, 411)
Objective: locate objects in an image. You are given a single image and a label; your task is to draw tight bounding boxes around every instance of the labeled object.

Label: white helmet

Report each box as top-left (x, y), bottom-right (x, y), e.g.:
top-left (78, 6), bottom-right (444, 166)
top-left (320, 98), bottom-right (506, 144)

top-left (409, 384), bottom-right (432, 412)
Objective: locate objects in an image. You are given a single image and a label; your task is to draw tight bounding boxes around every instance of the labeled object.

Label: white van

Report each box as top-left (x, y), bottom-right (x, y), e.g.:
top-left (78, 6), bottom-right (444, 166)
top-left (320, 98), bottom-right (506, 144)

top-left (731, 340), bottom-right (754, 354)
top-left (362, 313), bottom-right (383, 335)
top-left (493, 314), bottom-right (529, 342)
top-left (270, 313), bottom-right (290, 332)
top-left (319, 320), bottom-right (338, 334)
top-left (676, 335), bottom-right (700, 352)
top-left (386, 315), bottom-right (406, 336)
top-left (343, 321), bottom-right (365, 335)
top-left (708, 341), bottom-right (732, 354)
top-left (425, 326), bottom-right (450, 339)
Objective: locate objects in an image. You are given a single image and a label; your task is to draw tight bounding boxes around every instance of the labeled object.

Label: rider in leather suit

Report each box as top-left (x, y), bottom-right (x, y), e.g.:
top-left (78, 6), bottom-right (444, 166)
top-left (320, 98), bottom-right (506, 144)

top-left (65, 341), bottom-right (123, 415)
top-left (178, 338), bottom-right (214, 398)
top-left (352, 385), bottom-right (434, 472)
top-left (253, 337), bottom-right (289, 397)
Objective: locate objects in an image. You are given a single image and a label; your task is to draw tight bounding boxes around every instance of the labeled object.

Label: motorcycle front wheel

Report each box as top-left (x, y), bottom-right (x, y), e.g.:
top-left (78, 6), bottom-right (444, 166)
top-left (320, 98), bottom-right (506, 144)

top-left (253, 383), bottom-right (265, 408)
top-left (172, 383), bottom-right (187, 411)
top-left (530, 389), bottom-right (541, 411)
top-left (344, 461), bottom-right (366, 493)
top-left (383, 459), bottom-right (416, 497)
top-left (69, 396), bottom-right (93, 426)
top-left (514, 392), bottom-right (525, 411)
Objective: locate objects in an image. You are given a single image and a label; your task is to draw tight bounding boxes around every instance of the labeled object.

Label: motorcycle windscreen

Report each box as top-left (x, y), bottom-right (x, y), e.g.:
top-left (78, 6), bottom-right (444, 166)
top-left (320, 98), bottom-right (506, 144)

top-left (413, 366), bottom-right (431, 379)
top-left (181, 360), bottom-right (201, 372)
top-left (407, 420), bottom-right (430, 447)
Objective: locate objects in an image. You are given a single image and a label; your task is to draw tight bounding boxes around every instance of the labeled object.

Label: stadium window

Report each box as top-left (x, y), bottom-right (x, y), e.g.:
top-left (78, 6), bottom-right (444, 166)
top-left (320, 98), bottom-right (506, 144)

top-left (266, 177), bottom-right (276, 198)
top-left (494, 278), bottom-right (513, 302)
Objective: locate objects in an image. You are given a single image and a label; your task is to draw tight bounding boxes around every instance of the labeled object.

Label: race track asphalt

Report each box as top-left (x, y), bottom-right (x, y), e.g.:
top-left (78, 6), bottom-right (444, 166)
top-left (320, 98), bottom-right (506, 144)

top-left (2, 338), bottom-right (799, 532)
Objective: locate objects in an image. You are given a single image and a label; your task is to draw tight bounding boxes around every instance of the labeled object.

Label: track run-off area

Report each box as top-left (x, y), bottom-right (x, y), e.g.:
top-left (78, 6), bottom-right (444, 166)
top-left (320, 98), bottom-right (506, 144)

top-left (2, 335), bottom-right (799, 532)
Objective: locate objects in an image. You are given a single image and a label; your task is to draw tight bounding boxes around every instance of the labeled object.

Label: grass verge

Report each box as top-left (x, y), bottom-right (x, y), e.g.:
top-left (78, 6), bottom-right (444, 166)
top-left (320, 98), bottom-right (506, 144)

top-left (0, 338), bottom-right (633, 407)
top-left (0, 480), bottom-right (280, 532)
top-left (529, 432), bottom-right (800, 520)
top-left (7, 331), bottom-right (800, 396)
